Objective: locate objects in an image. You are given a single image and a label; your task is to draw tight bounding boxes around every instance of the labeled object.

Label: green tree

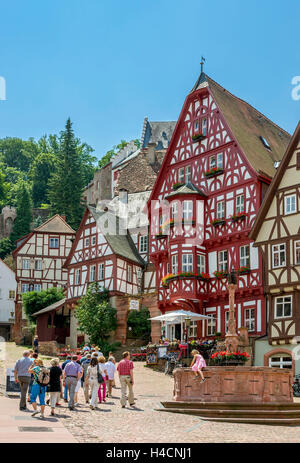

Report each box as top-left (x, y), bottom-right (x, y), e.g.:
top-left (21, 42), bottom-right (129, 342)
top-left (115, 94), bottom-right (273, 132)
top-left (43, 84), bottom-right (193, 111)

top-left (10, 182), bottom-right (33, 244)
top-left (0, 237), bottom-right (14, 259)
top-left (0, 137), bottom-right (39, 172)
top-left (98, 139), bottom-right (130, 169)
top-left (30, 152), bottom-right (56, 207)
top-left (22, 287), bottom-right (64, 323)
top-left (75, 283), bottom-right (117, 346)
top-left (127, 307), bottom-right (151, 340)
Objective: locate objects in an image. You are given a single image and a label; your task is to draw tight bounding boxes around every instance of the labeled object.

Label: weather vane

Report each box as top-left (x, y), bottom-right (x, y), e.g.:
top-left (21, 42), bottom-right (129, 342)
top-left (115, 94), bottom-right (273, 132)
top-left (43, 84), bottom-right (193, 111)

top-left (200, 56), bottom-right (206, 73)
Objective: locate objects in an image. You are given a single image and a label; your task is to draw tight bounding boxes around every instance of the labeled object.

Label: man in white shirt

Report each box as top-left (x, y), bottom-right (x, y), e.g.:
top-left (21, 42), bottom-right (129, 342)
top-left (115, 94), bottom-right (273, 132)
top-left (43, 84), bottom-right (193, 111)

top-left (105, 357), bottom-right (116, 398)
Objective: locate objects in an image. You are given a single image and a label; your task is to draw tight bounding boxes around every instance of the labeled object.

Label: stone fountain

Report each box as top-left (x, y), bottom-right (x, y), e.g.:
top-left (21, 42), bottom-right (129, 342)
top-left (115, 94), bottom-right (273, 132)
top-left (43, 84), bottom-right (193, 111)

top-left (157, 272), bottom-right (300, 425)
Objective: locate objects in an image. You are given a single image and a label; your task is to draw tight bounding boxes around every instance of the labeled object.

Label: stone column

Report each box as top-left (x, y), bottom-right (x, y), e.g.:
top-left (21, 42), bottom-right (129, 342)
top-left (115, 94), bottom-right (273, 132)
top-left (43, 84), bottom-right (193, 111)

top-left (225, 283), bottom-right (239, 353)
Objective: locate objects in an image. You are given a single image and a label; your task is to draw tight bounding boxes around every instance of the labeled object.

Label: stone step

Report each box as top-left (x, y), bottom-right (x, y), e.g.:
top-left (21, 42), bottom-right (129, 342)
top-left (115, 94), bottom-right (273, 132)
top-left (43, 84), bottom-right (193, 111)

top-left (161, 401), bottom-right (300, 410)
top-left (157, 407), bottom-right (300, 418)
top-left (155, 408), bottom-right (300, 425)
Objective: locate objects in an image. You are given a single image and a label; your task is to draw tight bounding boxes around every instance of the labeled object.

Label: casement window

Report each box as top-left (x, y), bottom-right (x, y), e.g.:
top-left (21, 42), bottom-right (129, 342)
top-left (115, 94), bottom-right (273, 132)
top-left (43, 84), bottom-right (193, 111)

top-left (218, 250), bottom-right (228, 271)
top-left (139, 235), bottom-right (148, 253)
top-left (98, 263), bottom-right (105, 280)
top-left (269, 355), bottom-right (292, 369)
top-left (85, 237), bottom-right (90, 247)
top-left (182, 200), bottom-right (193, 220)
top-left (284, 194), bottom-right (297, 215)
top-left (91, 236), bottom-right (97, 246)
top-left (75, 269), bottom-right (81, 285)
top-left (22, 259), bottom-right (30, 270)
top-left (178, 167), bottom-right (185, 183)
top-left (189, 320), bottom-right (198, 338)
top-left (209, 153), bottom-right (223, 170)
top-left (295, 241), bottom-right (300, 265)
top-left (197, 254), bottom-right (206, 274)
top-left (34, 284), bottom-right (41, 292)
top-left (207, 316), bottom-right (216, 336)
top-left (89, 265), bottom-right (96, 282)
top-left (128, 265), bottom-right (133, 283)
top-left (171, 202), bottom-right (178, 219)
top-left (34, 260), bottom-right (42, 271)
top-left (194, 120), bottom-right (199, 133)
top-left (272, 243), bottom-right (286, 268)
top-left (275, 296), bottom-right (292, 319)
top-left (240, 245), bottom-right (250, 267)
top-left (9, 290), bottom-right (15, 299)
top-left (202, 117), bottom-right (208, 136)
top-left (225, 311), bottom-right (229, 332)
top-left (236, 194), bottom-right (245, 214)
top-left (216, 201), bottom-right (225, 219)
top-left (171, 254), bottom-right (178, 274)
top-left (185, 165), bottom-right (191, 183)
top-left (245, 308), bottom-right (255, 332)
top-left (21, 284), bottom-right (29, 293)
top-left (49, 237), bottom-right (59, 249)
top-left (182, 254), bottom-right (193, 272)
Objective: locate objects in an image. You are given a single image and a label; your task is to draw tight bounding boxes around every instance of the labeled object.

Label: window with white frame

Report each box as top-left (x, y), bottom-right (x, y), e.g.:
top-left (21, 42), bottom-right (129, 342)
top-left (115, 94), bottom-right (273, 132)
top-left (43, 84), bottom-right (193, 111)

top-left (225, 311), bottom-right (229, 332)
top-left (185, 165), bottom-right (191, 183)
top-left (171, 202), bottom-right (178, 219)
top-left (171, 254), bottom-right (178, 274)
top-left (269, 355), bottom-right (292, 369)
top-left (272, 243), bottom-right (286, 268)
top-left (295, 241), bottom-right (300, 265)
top-left (178, 167), bottom-right (184, 183)
top-left (139, 235), bottom-right (148, 253)
top-left (21, 284), bottom-right (29, 293)
top-left (75, 269), bottom-right (81, 285)
top-left (218, 250), bottom-right (228, 271)
top-left (128, 265), bottom-right (133, 283)
top-left (284, 194), bottom-right (296, 215)
top-left (34, 284), bottom-right (41, 292)
top-left (90, 265), bottom-right (96, 282)
top-left (91, 236), bottom-right (97, 246)
top-left (240, 245), bottom-right (250, 267)
top-left (22, 259), bottom-right (30, 270)
top-left (85, 237), bottom-right (90, 247)
top-left (182, 254), bottom-right (193, 272)
top-left (202, 118), bottom-right (207, 136)
top-left (194, 120), bottom-right (199, 133)
top-left (188, 320), bottom-right (198, 338)
top-left (98, 263), bottom-right (105, 280)
top-left (236, 194), bottom-right (245, 214)
top-left (209, 153), bottom-right (223, 170)
top-left (207, 316), bottom-right (216, 336)
top-left (275, 296), bottom-right (292, 318)
top-left (216, 201), bottom-right (225, 219)
top-left (197, 254), bottom-right (205, 274)
top-left (34, 260), bottom-right (42, 271)
top-left (49, 237), bottom-right (59, 249)
top-left (245, 308), bottom-right (255, 332)
top-left (183, 200), bottom-right (193, 220)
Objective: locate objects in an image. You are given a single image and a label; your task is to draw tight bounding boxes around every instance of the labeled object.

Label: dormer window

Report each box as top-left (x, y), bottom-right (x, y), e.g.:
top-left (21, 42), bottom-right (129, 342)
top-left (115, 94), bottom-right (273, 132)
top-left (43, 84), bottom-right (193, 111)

top-left (260, 136), bottom-right (271, 150)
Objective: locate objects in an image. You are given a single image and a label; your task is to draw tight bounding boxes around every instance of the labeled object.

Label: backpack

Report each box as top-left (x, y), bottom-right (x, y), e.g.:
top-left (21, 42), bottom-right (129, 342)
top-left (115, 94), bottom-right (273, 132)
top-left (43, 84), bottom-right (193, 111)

top-left (37, 367), bottom-right (50, 386)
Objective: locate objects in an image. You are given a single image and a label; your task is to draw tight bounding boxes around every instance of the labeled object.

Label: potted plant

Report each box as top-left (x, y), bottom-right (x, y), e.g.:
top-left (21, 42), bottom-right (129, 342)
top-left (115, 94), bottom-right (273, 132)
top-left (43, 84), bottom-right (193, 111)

top-left (168, 341), bottom-right (179, 351)
top-left (204, 167), bottom-right (224, 178)
top-left (237, 266), bottom-right (251, 275)
top-left (214, 270), bottom-right (228, 279)
top-left (210, 350), bottom-right (250, 366)
top-left (191, 132), bottom-right (205, 142)
top-left (211, 218), bottom-right (226, 227)
top-left (231, 212), bottom-right (247, 222)
top-left (197, 272), bottom-right (210, 281)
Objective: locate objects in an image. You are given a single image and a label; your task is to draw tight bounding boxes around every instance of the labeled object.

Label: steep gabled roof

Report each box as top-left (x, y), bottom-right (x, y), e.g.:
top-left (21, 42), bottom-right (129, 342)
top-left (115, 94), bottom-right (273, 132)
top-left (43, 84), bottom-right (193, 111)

top-left (249, 121), bottom-right (300, 241)
top-left (192, 73), bottom-right (291, 178)
top-left (141, 118), bottom-right (177, 150)
top-left (32, 298), bottom-right (66, 317)
top-left (165, 182), bottom-right (207, 199)
top-left (34, 214), bottom-right (75, 234)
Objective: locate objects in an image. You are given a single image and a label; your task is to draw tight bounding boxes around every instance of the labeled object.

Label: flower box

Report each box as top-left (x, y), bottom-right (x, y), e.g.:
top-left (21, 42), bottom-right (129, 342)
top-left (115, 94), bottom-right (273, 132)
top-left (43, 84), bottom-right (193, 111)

top-left (172, 182), bottom-right (185, 190)
top-left (210, 350), bottom-right (250, 365)
top-left (191, 133), bottom-right (205, 143)
top-left (155, 233), bottom-right (168, 240)
top-left (211, 219), bottom-right (226, 227)
top-left (214, 270), bottom-right (228, 279)
top-left (197, 272), bottom-right (210, 281)
top-left (231, 213), bottom-right (247, 222)
top-left (237, 266), bottom-right (250, 275)
top-left (204, 167), bottom-right (224, 178)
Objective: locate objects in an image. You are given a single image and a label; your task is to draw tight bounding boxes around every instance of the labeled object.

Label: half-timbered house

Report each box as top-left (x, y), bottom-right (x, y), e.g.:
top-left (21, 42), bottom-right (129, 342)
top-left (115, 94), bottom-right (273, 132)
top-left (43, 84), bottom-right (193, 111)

top-left (250, 121), bottom-right (300, 375)
top-left (148, 72), bottom-right (291, 342)
top-left (12, 214), bottom-right (75, 342)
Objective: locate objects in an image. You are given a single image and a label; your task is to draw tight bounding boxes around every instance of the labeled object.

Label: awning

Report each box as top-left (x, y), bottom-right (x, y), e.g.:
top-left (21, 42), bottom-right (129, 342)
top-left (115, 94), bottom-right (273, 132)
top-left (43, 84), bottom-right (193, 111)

top-left (32, 298), bottom-right (66, 317)
top-left (149, 309), bottom-right (213, 324)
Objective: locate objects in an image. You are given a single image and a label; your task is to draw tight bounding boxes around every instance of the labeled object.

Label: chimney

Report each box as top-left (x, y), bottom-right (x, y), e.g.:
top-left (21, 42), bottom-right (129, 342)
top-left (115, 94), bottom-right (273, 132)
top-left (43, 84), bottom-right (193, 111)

top-left (61, 215), bottom-right (66, 221)
top-left (146, 142), bottom-right (156, 165)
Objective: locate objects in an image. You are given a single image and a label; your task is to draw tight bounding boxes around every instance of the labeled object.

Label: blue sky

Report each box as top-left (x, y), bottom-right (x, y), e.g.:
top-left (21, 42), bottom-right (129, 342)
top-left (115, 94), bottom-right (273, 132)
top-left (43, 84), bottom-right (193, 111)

top-left (0, 0), bottom-right (299, 160)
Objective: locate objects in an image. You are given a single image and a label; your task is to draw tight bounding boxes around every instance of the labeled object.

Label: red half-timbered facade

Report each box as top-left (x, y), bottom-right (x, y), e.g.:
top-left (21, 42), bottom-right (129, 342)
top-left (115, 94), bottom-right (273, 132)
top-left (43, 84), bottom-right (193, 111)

top-left (148, 72), bottom-right (291, 341)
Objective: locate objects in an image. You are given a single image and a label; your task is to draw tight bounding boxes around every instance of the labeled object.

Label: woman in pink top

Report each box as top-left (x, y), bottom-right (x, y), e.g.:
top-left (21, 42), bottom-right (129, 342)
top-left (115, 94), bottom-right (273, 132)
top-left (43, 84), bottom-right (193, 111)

top-left (190, 349), bottom-right (207, 382)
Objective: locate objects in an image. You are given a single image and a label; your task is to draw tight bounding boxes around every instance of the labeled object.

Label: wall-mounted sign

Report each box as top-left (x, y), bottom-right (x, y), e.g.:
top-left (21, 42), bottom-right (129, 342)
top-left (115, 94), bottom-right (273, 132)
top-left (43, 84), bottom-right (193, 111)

top-left (129, 299), bottom-right (139, 311)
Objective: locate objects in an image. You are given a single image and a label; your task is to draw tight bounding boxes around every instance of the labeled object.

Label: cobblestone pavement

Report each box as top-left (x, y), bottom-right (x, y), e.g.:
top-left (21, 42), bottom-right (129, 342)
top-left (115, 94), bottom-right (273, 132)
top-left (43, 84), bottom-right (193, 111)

top-left (2, 343), bottom-right (300, 443)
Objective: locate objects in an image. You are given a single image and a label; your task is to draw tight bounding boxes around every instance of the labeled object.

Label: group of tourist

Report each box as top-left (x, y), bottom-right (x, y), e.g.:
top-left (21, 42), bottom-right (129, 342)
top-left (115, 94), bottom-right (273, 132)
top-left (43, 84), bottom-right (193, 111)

top-left (14, 346), bottom-right (135, 418)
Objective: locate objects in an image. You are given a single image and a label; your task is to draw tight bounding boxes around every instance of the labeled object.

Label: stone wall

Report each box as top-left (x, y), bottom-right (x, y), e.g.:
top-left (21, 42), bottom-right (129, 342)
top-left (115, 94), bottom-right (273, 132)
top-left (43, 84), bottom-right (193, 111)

top-left (38, 341), bottom-right (60, 356)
